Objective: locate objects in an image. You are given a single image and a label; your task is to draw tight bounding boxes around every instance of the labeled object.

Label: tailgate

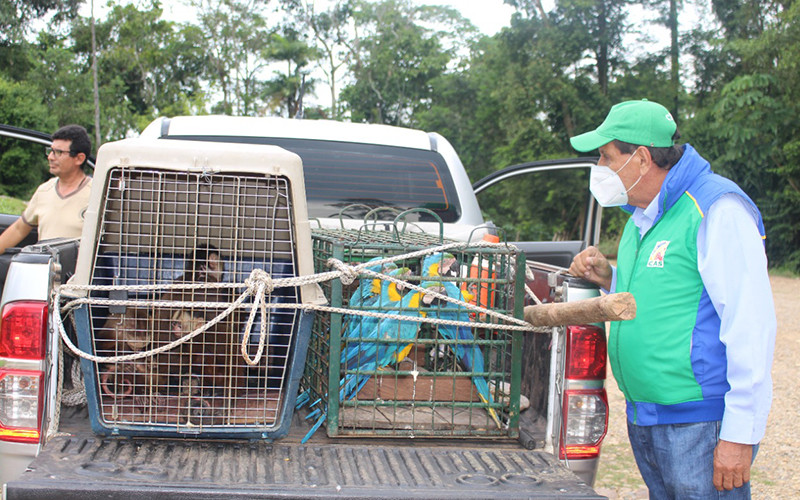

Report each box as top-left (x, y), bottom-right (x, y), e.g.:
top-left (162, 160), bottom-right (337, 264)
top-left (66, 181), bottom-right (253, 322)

top-left (7, 412), bottom-right (603, 500)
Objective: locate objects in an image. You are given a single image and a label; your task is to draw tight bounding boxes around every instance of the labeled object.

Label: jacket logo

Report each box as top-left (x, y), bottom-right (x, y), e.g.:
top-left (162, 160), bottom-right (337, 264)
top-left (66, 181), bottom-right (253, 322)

top-left (647, 240), bottom-right (670, 268)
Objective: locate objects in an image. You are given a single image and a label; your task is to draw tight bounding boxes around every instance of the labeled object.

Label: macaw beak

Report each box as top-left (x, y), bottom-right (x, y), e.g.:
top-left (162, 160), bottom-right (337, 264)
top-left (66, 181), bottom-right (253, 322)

top-left (440, 257), bottom-right (459, 278)
top-left (421, 286), bottom-right (446, 306)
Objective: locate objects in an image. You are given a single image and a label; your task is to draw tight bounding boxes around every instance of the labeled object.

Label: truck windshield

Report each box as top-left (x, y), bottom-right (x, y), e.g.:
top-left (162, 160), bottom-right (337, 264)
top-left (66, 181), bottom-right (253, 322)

top-left (165, 136), bottom-right (462, 223)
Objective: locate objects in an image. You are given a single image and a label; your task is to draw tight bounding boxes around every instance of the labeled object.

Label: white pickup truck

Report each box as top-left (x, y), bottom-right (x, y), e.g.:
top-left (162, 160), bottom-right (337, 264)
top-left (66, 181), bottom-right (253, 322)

top-left (0, 119), bottom-right (608, 499)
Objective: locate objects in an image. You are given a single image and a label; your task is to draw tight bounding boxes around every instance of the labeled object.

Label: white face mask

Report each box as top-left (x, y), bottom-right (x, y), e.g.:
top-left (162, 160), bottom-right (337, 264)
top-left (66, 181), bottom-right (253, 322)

top-left (590, 151), bottom-right (642, 207)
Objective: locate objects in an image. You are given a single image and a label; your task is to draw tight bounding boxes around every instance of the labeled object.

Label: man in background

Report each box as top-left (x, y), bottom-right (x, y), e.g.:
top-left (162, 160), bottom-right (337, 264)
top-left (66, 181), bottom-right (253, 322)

top-left (0, 124), bottom-right (92, 253)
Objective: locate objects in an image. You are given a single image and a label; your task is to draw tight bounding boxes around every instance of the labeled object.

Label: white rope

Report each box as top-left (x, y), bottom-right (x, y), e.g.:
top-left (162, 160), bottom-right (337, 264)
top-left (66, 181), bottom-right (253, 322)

top-left (55, 241), bottom-right (552, 364)
top-left (62, 359), bottom-right (87, 406)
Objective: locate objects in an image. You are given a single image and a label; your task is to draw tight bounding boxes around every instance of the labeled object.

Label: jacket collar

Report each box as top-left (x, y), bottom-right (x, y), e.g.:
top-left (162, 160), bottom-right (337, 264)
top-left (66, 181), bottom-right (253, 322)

top-left (621, 144), bottom-right (711, 223)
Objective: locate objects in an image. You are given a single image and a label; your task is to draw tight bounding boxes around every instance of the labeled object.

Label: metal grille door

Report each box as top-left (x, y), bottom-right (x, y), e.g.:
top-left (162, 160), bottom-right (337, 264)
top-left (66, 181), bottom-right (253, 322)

top-left (86, 167), bottom-right (302, 434)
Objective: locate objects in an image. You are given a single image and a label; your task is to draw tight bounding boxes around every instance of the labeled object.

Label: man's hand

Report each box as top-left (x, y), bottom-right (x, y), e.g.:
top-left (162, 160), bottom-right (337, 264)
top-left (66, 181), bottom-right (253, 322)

top-left (713, 440), bottom-right (753, 491)
top-left (568, 246), bottom-right (613, 291)
top-left (0, 218), bottom-right (34, 254)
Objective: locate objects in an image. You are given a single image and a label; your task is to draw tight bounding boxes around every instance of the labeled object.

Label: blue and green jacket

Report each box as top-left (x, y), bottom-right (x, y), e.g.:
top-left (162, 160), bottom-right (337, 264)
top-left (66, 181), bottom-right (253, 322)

top-left (611, 144), bottom-right (765, 426)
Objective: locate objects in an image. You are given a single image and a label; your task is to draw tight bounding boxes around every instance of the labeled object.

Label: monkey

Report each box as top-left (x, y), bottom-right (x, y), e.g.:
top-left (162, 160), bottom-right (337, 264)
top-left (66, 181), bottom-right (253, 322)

top-left (94, 307), bottom-right (165, 400)
top-left (94, 307), bottom-right (150, 354)
top-left (98, 358), bottom-right (168, 400)
top-left (153, 243), bottom-right (247, 397)
top-left (183, 243), bottom-right (224, 284)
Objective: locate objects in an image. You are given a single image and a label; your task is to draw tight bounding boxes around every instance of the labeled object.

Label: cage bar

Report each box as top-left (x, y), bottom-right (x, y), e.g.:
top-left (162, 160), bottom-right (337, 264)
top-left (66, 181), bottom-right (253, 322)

top-left (302, 228), bottom-right (524, 439)
top-left (70, 138), bottom-right (320, 439)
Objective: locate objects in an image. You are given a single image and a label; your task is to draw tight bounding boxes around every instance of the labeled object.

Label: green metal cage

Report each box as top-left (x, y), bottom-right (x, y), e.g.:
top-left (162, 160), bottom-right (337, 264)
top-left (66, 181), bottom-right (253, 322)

top-left (302, 227), bottom-right (525, 439)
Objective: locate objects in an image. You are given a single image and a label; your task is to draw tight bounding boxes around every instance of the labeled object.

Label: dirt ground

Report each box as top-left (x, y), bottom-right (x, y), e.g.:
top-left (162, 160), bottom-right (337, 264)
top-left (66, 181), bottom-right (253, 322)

top-left (594, 275), bottom-right (800, 499)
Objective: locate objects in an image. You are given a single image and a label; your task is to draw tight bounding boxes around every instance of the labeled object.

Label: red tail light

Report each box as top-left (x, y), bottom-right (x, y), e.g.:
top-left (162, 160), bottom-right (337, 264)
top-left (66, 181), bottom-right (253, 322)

top-left (565, 325), bottom-right (606, 380)
top-left (1, 301), bottom-right (49, 359)
top-left (561, 324), bottom-right (608, 460)
top-left (0, 300), bottom-right (48, 443)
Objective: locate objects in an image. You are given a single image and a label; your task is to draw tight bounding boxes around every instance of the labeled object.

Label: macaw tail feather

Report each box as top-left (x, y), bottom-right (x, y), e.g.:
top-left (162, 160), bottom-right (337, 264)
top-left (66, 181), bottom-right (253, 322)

top-left (478, 392), bottom-right (502, 429)
top-left (305, 408), bottom-right (321, 420)
top-left (301, 412), bottom-right (327, 444)
top-left (339, 373), bottom-right (372, 402)
top-left (473, 376), bottom-right (502, 429)
top-left (295, 390), bottom-right (310, 409)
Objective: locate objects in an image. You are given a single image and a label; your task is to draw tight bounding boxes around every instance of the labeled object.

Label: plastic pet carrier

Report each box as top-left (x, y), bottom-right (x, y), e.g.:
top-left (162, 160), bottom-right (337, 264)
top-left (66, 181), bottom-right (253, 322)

top-left (301, 226), bottom-right (526, 439)
top-left (67, 138), bottom-right (325, 439)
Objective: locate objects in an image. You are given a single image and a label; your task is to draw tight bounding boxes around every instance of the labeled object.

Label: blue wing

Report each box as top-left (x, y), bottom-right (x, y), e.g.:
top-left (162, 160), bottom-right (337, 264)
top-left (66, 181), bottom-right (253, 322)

top-left (423, 281), bottom-right (502, 429)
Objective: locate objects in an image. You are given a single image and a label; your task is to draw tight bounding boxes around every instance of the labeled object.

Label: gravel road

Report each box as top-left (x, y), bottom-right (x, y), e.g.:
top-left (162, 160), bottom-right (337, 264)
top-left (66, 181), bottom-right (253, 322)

top-left (594, 275), bottom-right (800, 499)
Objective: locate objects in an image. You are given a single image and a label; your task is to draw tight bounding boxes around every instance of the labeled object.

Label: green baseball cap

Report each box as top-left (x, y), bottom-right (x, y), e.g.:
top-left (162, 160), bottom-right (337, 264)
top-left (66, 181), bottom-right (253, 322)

top-left (569, 99), bottom-right (677, 152)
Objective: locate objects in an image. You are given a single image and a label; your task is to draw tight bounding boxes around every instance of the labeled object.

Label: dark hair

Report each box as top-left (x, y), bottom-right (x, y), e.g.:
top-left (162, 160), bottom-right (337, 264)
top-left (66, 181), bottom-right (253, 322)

top-left (613, 129), bottom-right (683, 170)
top-left (52, 125), bottom-right (91, 168)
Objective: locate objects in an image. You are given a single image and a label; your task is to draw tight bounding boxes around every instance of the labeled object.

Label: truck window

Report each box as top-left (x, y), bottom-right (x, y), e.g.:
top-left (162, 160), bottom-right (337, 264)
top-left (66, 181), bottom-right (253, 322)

top-left (476, 167), bottom-right (592, 242)
top-left (164, 136), bottom-right (462, 223)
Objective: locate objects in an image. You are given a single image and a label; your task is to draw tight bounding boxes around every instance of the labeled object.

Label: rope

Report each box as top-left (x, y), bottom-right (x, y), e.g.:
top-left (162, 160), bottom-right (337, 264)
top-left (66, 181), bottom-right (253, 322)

top-left (62, 356), bottom-right (87, 407)
top-left (54, 241), bottom-right (552, 365)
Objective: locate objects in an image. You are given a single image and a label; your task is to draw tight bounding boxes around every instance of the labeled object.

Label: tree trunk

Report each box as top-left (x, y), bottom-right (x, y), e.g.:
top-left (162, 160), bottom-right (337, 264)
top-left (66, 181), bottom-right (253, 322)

top-left (669, 0), bottom-right (679, 119)
top-left (598, 0), bottom-right (609, 95)
top-left (90, 0), bottom-right (101, 150)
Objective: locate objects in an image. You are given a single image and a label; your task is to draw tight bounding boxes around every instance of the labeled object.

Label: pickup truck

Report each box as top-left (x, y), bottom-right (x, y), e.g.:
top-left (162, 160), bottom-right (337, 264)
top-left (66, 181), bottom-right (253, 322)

top-left (0, 119), bottom-right (608, 499)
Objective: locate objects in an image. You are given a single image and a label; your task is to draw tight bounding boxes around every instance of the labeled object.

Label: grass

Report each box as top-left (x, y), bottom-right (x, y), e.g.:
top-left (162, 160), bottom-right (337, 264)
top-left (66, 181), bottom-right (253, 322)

top-left (0, 195), bottom-right (26, 215)
top-left (595, 443), bottom-right (645, 493)
top-left (768, 266), bottom-right (799, 278)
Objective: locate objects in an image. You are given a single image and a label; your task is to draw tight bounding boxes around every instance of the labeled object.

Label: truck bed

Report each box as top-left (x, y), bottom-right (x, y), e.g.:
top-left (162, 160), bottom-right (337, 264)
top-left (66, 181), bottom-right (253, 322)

top-left (5, 405), bottom-right (603, 499)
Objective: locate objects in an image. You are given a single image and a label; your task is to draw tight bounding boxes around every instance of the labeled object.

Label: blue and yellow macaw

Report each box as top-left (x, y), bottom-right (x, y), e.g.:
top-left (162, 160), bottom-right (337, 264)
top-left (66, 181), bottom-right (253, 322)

top-left (421, 280), bottom-right (502, 429)
top-left (421, 252), bottom-right (458, 279)
top-left (348, 256), bottom-right (398, 309)
top-left (341, 266), bottom-right (412, 366)
top-left (301, 268), bottom-right (422, 443)
top-left (297, 266), bottom-right (406, 420)
top-left (421, 252), bottom-right (474, 303)
top-left (339, 284), bottom-right (425, 401)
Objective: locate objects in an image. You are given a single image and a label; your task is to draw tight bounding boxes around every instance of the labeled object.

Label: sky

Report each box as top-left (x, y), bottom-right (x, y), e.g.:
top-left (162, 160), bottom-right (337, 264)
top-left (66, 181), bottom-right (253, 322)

top-left (78, 0), bottom-right (698, 110)
top-left (141, 0), bottom-right (520, 35)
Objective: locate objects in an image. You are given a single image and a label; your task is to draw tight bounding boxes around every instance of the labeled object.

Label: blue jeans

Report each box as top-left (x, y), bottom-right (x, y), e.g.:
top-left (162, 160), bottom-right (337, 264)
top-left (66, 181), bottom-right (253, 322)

top-left (627, 420), bottom-right (757, 500)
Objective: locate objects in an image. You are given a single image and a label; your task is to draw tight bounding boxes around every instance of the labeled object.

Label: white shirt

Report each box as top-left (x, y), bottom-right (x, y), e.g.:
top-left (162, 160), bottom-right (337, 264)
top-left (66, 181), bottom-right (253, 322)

top-left (612, 193), bottom-right (776, 444)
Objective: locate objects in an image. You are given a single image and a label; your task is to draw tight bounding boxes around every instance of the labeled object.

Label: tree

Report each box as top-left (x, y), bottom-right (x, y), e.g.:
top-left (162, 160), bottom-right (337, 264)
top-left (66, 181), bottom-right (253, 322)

top-left (639, 0), bottom-right (685, 118)
top-left (0, 0), bottom-right (80, 46)
top-left (0, 77), bottom-right (56, 197)
top-left (684, 0), bottom-right (800, 270)
top-left (262, 29), bottom-right (320, 117)
top-left (193, 0), bottom-right (275, 116)
top-left (339, 0), bottom-right (472, 126)
top-left (69, 2), bottom-right (208, 138)
top-left (289, 0), bottom-right (353, 118)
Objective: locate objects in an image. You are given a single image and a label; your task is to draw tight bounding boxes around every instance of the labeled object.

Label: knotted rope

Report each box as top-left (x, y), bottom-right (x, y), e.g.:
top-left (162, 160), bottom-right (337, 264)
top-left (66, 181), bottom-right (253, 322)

top-left (55, 241), bottom-right (551, 368)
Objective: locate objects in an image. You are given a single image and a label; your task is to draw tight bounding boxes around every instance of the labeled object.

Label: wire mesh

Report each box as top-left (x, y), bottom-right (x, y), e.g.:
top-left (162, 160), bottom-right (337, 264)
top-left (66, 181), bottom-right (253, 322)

top-left (85, 167), bottom-right (303, 433)
top-left (303, 228), bottom-right (524, 438)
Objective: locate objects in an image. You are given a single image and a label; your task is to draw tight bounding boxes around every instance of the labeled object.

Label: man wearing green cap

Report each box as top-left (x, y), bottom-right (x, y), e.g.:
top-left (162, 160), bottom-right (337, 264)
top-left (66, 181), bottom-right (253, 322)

top-left (568, 99), bottom-right (775, 499)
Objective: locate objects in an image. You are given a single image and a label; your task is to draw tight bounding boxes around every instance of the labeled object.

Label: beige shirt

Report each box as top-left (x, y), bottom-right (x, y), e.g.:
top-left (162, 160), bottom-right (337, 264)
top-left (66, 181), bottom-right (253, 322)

top-left (22, 176), bottom-right (92, 241)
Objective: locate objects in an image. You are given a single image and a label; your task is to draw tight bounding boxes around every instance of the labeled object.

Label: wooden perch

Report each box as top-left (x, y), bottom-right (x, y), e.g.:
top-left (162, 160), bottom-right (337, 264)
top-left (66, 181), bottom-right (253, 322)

top-left (523, 292), bottom-right (636, 327)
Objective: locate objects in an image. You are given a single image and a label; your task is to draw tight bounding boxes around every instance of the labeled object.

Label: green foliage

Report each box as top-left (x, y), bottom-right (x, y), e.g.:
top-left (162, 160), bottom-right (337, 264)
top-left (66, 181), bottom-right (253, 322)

top-left (0, 77), bottom-right (54, 197)
top-left (687, 0), bottom-right (800, 271)
top-left (1, 0), bottom-right (798, 271)
top-left (476, 168), bottom-right (593, 242)
top-left (0, 195), bottom-right (27, 215)
top-left (340, 0), bottom-right (466, 126)
top-left (69, 2), bottom-right (208, 138)
top-left (0, 0), bottom-right (80, 46)
top-left (263, 29), bottom-right (320, 117)
top-left (193, 0), bottom-right (283, 116)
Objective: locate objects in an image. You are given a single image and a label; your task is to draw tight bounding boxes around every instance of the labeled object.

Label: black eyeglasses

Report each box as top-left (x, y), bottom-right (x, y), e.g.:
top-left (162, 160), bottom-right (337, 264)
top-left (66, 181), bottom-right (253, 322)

top-left (46, 147), bottom-right (73, 158)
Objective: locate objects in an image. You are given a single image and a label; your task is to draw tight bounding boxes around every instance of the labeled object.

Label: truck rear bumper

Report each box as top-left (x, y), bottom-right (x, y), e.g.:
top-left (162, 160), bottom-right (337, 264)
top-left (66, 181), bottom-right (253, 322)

top-left (7, 431), bottom-right (604, 499)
